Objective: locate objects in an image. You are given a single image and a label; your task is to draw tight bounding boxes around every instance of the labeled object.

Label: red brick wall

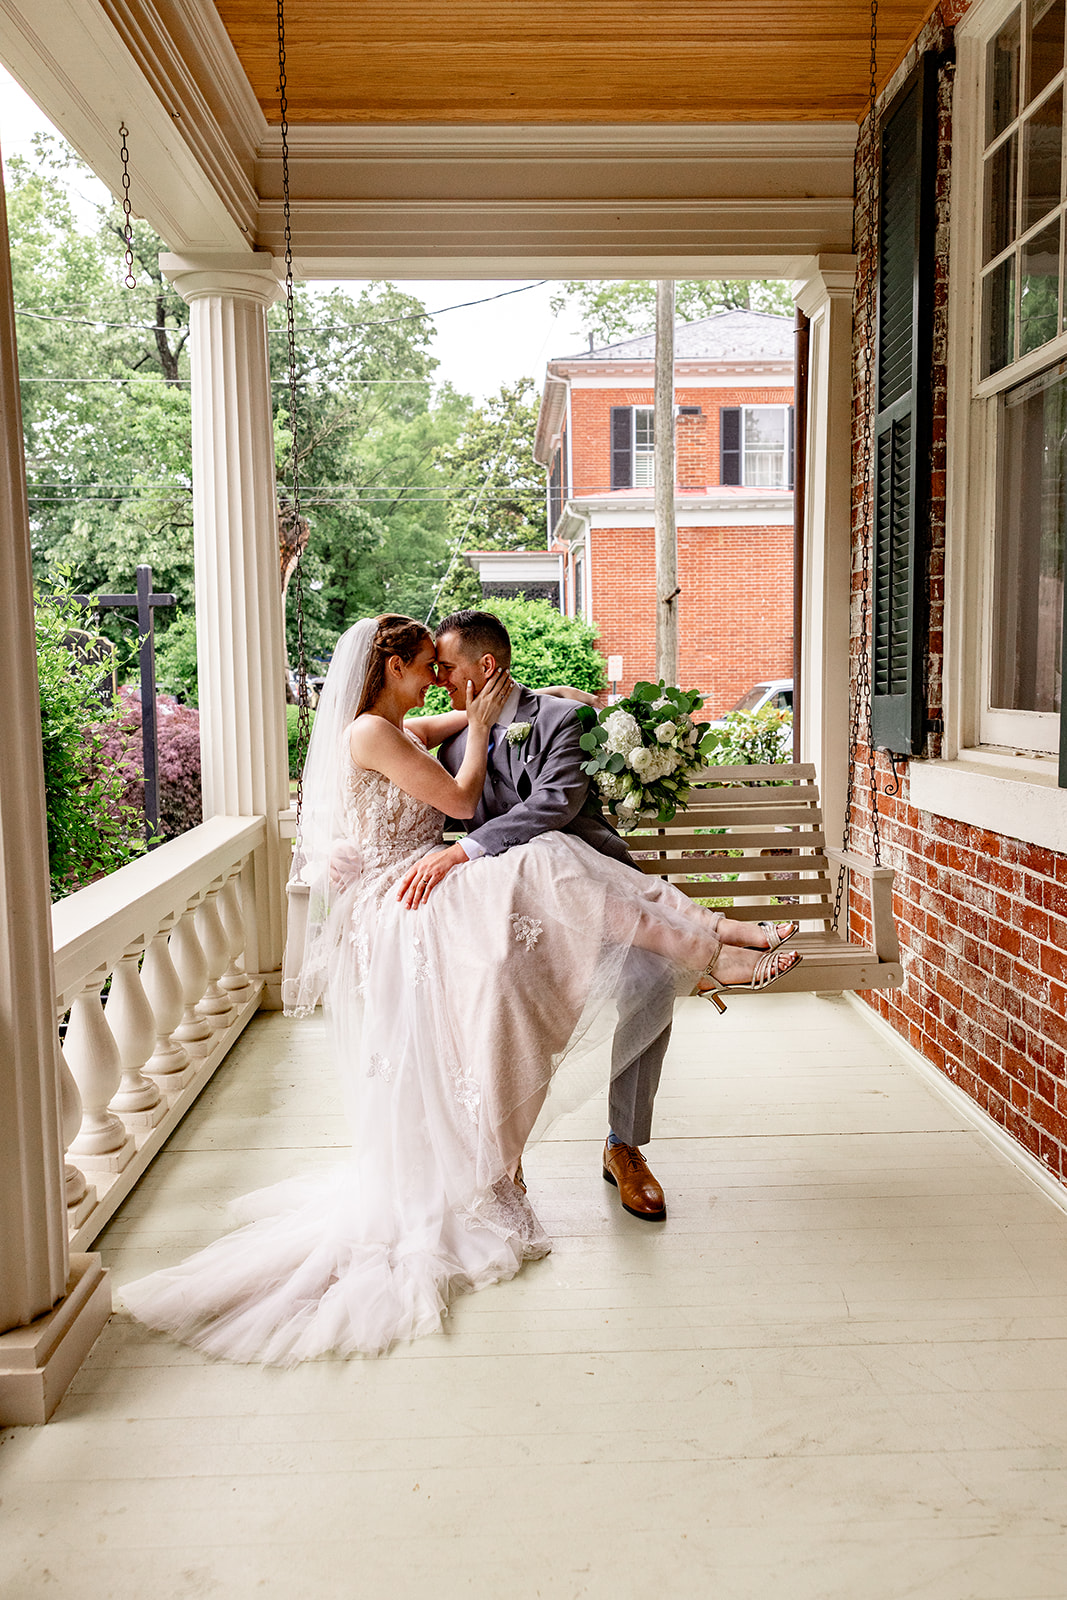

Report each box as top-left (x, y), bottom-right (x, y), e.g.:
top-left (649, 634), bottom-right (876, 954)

top-left (847, 10), bottom-right (1067, 1188)
top-left (569, 382), bottom-right (794, 491)
top-left (589, 521), bottom-right (793, 714)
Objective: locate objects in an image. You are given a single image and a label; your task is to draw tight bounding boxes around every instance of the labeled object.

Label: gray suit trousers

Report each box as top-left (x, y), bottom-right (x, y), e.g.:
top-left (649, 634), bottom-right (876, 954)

top-left (607, 945), bottom-right (676, 1147)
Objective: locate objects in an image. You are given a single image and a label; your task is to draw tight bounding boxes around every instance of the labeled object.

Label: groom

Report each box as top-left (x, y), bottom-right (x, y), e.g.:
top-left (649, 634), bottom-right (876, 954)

top-left (407, 608), bottom-right (674, 1222)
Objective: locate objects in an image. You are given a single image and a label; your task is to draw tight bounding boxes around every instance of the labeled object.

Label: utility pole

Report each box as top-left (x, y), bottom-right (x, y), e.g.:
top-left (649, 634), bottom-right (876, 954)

top-left (654, 278), bottom-right (678, 681)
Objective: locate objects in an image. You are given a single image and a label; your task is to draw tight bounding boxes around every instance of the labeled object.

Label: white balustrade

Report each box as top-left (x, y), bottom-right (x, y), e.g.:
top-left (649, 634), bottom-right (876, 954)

top-left (195, 886), bottom-right (235, 1025)
top-left (105, 942), bottom-right (165, 1128)
top-left (50, 814), bottom-right (267, 1246)
top-left (141, 917), bottom-right (193, 1087)
top-left (57, 1042), bottom-right (96, 1227)
top-left (64, 969), bottom-right (135, 1174)
top-left (169, 904), bottom-right (214, 1056)
top-left (218, 874), bottom-right (251, 996)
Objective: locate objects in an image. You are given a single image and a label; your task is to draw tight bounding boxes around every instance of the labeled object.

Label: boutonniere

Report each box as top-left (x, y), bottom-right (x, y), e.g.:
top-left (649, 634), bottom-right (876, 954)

top-left (504, 722), bottom-right (532, 747)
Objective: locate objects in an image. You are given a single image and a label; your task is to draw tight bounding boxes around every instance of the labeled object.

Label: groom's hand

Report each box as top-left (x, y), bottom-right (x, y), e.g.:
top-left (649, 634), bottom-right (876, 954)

top-left (397, 842), bottom-right (469, 909)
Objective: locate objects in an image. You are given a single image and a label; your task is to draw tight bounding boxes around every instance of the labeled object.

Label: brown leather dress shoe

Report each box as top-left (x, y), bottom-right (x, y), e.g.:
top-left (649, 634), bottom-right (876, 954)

top-left (602, 1140), bottom-right (666, 1220)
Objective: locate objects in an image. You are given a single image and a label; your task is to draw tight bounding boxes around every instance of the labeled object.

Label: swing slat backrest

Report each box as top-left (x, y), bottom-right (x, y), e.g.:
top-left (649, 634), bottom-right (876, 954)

top-left (616, 761), bottom-right (903, 995)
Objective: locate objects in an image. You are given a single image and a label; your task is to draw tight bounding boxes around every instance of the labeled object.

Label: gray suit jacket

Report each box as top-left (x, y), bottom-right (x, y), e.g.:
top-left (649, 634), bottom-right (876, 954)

top-left (438, 686), bottom-right (634, 867)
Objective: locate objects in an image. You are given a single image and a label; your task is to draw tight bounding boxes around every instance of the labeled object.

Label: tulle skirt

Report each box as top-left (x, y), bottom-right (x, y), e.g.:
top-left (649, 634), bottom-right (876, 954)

top-left (121, 832), bottom-right (721, 1363)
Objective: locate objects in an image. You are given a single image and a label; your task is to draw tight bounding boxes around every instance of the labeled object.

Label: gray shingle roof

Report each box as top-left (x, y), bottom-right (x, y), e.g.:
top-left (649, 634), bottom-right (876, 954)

top-left (558, 309), bottom-right (794, 362)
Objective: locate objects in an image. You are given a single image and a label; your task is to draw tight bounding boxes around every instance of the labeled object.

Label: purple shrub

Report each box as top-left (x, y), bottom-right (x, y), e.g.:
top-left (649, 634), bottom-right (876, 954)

top-left (91, 688), bottom-right (203, 842)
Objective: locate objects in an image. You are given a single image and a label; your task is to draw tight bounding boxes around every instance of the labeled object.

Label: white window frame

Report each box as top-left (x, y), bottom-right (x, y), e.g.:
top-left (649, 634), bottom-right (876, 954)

top-left (741, 404), bottom-right (791, 488)
top-left (949, 0), bottom-right (1067, 761)
top-left (633, 406), bottom-right (655, 487)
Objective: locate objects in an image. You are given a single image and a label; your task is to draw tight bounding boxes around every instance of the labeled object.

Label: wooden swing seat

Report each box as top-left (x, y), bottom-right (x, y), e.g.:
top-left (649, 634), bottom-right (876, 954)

top-left (618, 761), bottom-right (902, 995)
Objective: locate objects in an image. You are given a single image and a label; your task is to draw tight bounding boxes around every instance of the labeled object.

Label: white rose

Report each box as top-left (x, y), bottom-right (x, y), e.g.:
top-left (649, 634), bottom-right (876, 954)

top-left (628, 746), bottom-right (652, 773)
top-left (655, 721), bottom-right (677, 743)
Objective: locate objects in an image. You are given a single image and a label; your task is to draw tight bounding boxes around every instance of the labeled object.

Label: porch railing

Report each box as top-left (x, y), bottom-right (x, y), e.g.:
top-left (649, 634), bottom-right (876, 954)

top-left (51, 814), bottom-right (266, 1251)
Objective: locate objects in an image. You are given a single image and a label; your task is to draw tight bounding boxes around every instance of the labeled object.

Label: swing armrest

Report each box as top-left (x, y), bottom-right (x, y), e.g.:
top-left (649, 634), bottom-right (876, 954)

top-left (825, 847), bottom-right (900, 964)
top-left (824, 846), bottom-right (894, 881)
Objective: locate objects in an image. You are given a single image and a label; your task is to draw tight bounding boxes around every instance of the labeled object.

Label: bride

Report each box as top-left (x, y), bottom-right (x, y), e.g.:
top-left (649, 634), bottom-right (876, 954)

top-left (122, 613), bottom-right (797, 1364)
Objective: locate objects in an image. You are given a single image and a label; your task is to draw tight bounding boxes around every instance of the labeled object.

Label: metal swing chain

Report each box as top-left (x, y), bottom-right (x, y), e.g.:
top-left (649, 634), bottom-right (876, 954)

top-left (833, 0), bottom-right (883, 932)
top-left (276, 0), bottom-right (311, 821)
top-left (118, 123), bottom-right (137, 289)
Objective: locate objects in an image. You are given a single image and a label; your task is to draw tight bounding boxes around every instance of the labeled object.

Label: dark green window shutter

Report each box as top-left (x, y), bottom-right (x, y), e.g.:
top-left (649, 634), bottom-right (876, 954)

top-left (787, 405), bottom-right (795, 489)
top-left (720, 407), bottom-right (741, 484)
top-left (871, 52), bottom-right (938, 755)
top-left (610, 406), bottom-right (632, 488)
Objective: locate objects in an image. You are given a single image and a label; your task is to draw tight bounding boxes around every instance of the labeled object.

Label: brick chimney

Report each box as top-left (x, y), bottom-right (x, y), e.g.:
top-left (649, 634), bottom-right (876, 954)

top-left (675, 406), bottom-right (707, 490)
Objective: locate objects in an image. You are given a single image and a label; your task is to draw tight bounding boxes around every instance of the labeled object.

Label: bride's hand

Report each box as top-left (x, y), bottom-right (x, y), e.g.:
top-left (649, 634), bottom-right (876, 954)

top-left (465, 667), bottom-right (513, 732)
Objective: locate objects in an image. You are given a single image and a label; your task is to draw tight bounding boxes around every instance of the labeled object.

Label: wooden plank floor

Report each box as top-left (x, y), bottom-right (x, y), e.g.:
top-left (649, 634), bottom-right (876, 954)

top-left (4, 994), bottom-right (1067, 1599)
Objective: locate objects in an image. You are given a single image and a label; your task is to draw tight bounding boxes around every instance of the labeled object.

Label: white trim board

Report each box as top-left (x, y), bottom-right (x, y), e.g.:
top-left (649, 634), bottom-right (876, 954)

top-left (844, 992), bottom-right (1067, 1219)
top-left (908, 754), bottom-right (1067, 853)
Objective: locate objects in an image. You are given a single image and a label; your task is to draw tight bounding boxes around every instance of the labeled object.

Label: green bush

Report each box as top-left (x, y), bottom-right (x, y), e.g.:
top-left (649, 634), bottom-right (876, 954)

top-left (155, 609), bottom-right (199, 705)
top-left (480, 596), bottom-right (607, 693)
top-left (700, 707), bottom-right (793, 769)
top-left (36, 580), bottom-right (147, 898)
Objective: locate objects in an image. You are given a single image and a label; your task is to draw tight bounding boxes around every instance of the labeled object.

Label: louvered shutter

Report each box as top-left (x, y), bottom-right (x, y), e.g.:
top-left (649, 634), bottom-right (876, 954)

top-left (720, 407), bottom-right (741, 485)
top-left (871, 52), bottom-right (938, 754)
top-left (610, 406), bottom-right (632, 488)
top-left (787, 406), bottom-right (795, 489)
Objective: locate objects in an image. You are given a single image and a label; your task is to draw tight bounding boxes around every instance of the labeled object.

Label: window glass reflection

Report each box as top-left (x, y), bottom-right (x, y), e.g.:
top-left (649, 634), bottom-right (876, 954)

top-left (989, 10), bottom-right (1022, 141)
top-left (986, 133), bottom-right (1019, 261)
top-left (1023, 88), bottom-right (1064, 229)
top-left (983, 256), bottom-right (1017, 376)
top-left (1020, 218), bottom-right (1061, 353)
top-left (993, 363), bottom-right (1067, 712)
top-left (1028, 0), bottom-right (1065, 105)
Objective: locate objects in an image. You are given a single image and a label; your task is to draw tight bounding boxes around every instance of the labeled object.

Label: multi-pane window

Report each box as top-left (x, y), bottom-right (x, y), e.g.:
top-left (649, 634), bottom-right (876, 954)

top-left (720, 405), bottom-right (793, 487)
top-left (743, 407), bottom-right (790, 486)
top-left (633, 407), bottom-right (655, 486)
top-left (982, 0), bottom-right (1067, 377)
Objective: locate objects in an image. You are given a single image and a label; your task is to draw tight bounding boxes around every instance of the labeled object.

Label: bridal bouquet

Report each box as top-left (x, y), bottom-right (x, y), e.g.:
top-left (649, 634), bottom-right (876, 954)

top-left (576, 681), bottom-right (711, 831)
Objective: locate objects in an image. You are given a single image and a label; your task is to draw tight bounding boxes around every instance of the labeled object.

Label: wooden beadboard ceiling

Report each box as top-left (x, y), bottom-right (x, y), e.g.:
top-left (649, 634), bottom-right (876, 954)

top-left (214, 0), bottom-right (936, 125)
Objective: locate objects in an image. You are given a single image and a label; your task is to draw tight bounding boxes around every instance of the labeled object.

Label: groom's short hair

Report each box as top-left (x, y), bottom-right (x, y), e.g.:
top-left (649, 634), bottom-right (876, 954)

top-left (435, 609), bottom-right (512, 669)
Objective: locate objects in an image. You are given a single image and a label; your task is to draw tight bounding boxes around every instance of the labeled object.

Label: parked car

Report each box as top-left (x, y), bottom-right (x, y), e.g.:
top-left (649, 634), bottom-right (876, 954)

top-left (709, 679), bottom-right (793, 726)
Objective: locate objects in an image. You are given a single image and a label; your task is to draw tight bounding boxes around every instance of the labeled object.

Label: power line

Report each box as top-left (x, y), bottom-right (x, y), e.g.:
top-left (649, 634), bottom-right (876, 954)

top-left (13, 280), bottom-right (550, 336)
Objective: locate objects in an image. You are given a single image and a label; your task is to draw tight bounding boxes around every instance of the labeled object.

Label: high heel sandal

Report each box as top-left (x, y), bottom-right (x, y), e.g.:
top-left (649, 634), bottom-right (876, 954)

top-left (698, 947), bottom-right (802, 1014)
top-left (759, 919), bottom-right (798, 950)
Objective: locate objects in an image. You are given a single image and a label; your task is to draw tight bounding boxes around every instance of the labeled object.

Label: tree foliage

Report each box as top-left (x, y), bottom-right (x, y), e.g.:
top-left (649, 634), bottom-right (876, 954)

top-left (35, 577), bottom-right (148, 897)
top-left (551, 279), bottom-right (794, 346)
top-left (481, 597), bottom-right (607, 694)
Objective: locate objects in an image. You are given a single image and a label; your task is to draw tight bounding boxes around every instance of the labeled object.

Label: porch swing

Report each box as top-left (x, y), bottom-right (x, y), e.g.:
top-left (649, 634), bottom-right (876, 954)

top-left (277, 0), bottom-right (902, 999)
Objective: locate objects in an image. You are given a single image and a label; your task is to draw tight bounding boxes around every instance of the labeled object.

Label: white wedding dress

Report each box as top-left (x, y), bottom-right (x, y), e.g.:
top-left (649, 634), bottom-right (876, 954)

top-left (121, 734), bottom-right (722, 1364)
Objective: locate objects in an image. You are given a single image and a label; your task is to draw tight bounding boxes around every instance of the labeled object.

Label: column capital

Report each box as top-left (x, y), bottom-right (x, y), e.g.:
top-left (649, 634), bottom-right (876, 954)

top-left (793, 254), bottom-right (857, 317)
top-left (160, 251), bottom-right (284, 307)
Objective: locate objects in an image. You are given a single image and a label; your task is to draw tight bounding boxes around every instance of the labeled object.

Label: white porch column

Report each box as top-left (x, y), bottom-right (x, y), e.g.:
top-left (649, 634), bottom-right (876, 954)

top-left (0, 143), bottom-right (110, 1425)
top-left (794, 255), bottom-right (858, 862)
top-left (160, 252), bottom-right (288, 985)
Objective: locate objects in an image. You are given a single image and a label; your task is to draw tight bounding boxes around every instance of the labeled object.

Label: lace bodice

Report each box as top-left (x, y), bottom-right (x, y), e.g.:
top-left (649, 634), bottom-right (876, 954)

top-left (342, 733), bottom-right (445, 880)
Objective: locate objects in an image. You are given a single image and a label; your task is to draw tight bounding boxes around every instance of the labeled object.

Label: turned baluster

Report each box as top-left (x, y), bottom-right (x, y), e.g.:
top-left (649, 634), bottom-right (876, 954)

top-left (64, 968), bottom-right (135, 1173)
top-left (169, 904), bottom-right (214, 1057)
top-left (105, 941), bottom-right (165, 1128)
top-left (217, 873), bottom-right (252, 996)
top-left (57, 1038), bottom-right (96, 1226)
top-left (195, 886), bottom-right (235, 1025)
top-left (141, 916), bottom-right (193, 1085)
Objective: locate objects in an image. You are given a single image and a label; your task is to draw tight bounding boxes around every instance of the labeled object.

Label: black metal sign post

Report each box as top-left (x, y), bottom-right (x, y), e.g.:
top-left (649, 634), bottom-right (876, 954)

top-left (75, 565), bottom-right (175, 847)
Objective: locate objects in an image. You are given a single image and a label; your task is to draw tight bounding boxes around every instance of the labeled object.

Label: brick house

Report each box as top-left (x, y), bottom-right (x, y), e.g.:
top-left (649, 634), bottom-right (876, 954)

top-left (527, 311), bottom-right (795, 713)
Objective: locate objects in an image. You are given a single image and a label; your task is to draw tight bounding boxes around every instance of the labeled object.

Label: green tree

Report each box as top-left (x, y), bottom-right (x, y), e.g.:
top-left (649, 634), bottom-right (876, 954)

top-left (551, 279), bottom-right (794, 346)
top-left (428, 378), bottom-right (544, 620)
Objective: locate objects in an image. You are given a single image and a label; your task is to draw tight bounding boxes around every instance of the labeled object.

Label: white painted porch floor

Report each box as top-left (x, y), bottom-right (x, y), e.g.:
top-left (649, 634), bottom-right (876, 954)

top-left (5, 994), bottom-right (1067, 1600)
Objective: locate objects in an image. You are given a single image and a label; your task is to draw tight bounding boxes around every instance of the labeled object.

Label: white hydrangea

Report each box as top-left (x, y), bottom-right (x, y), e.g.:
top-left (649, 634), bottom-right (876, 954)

top-left (603, 709), bottom-right (642, 754)
top-left (596, 771), bottom-right (632, 800)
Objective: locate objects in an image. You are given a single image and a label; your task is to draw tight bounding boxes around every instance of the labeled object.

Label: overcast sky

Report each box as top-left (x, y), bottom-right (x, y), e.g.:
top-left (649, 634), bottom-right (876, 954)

top-left (0, 62), bottom-right (580, 403)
